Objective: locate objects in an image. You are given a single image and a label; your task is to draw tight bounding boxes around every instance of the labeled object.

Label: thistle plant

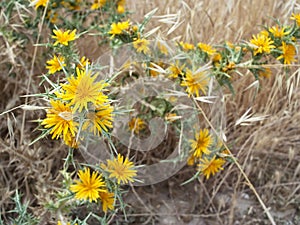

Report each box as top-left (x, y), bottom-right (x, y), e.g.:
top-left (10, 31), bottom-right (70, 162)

top-left (1, 0), bottom-right (300, 224)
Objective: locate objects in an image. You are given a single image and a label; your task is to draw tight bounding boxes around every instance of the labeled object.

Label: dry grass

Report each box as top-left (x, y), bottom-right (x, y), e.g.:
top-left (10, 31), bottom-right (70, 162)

top-left (0, 0), bottom-right (300, 224)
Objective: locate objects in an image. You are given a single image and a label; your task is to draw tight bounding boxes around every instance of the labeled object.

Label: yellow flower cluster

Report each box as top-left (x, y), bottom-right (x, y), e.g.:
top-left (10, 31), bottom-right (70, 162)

top-left (169, 14), bottom-right (298, 90)
top-left (70, 154), bottom-right (136, 211)
top-left (70, 167), bottom-right (115, 212)
top-left (42, 68), bottom-right (114, 146)
top-left (188, 129), bottom-right (226, 179)
top-left (42, 29), bottom-right (114, 147)
top-left (249, 19), bottom-right (297, 65)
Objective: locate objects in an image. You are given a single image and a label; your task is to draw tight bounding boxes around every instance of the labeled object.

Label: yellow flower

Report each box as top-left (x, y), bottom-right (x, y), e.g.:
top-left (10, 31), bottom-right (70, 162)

top-left (178, 41), bottom-right (195, 51)
top-left (99, 191), bottom-right (115, 212)
top-left (108, 20), bottom-right (130, 37)
top-left (31, 0), bottom-right (49, 9)
top-left (57, 68), bottom-right (109, 112)
top-left (167, 61), bottom-right (185, 79)
top-left (52, 29), bottom-right (77, 46)
top-left (198, 156), bottom-right (225, 179)
top-left (258, 66), bottom-right (272, 78)
top-left (250, 34), bottom-right (275, 55)
top-left (91, 0), bottom-right (106, 10)
top-left (276, 42), bottom-right (296, 64)
top-left (181, 69), bottom-right (209, 97)
top-left (187, 154), bottom-right (196, 166)
top-left (57, 221), bottom-right (76, 225)
top-left (128, 117), bottom-right (146, 134)
top-left (64, 133), bottom-right (79, 148)
top-left (291, 13), bottom-right (300, 26)
top-left (83, 104), bottom-right (114, 135)
top-left (190, 128), bottom-right (212, 158)
top-left (103, 154), bottom-right (137, 184)
top-left (46, 55), bottom-right (66, 74)
top-left (41, 100), bottom-right (78, 143)
top-left (269, 25), bottom-right (290, 38)
top-left (117, 0), bottom-right (126, 13)
top-left (197, 42), bottom-right (216, 55)
top-left (212, 53), bottom-right (222, 63)
top-left (133, 38), bottom-right (150, 54)
top-left (70, 167), bottom-right (107, 202)
top-left (77, 56), bottom-right (90, 70)
top-left (222, 61), bottom-right (235, 73)
top-left (259, 30), bottom-right (269, 37)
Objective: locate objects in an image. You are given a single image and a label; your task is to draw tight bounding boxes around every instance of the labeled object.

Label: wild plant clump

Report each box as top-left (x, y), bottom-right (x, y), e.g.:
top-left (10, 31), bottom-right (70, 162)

top-left (0, 0), bottom-right (299, 224)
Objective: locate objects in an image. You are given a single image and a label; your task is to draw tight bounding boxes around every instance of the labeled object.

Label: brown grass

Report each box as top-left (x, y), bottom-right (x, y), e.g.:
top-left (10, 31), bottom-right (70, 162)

top-left (0, 0), bottom-right (300, 224)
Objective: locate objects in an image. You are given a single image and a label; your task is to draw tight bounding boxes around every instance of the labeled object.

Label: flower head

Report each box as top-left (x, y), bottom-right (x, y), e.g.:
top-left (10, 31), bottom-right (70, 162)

top-left (133, 38), bottom-right (150, 54)
top-left (178, 41), bottom-right (195, 51)
top-left (31, 0), bottom-right (49, 9)
top-left (108, 20), bottom-right (130, 37)
top-left (52, 29), bottom-right (77, 46)
top-left (46, 55), bottom-right (66, 74)
top-left (212, 53), bottom-right (222, 63)
top-left (70, 167), bottom-right (107, 202)
top-left (291, 13), bottom-right (300, 26)
top-left (103, 154), bottom-right (137, 184)
top-left (77, 56), bottom-right (90, 70)
top-left (117, 0), bottom-right (126, 13)
top-left (128, 117), bottom-right (146, 134)
top-left (41, 100), bottom-right (77, 143)
top-left (64, 134), bottom-right (79, 148)
top-left (197, 42), bottom-right (216, 55)
top-left (190, 128), bottom-right (212, 158)
top-left (269, 25), bottom-right (290, 38)
top-left (91, 0), bottom-right (106, 10)
top-left (276, 42), bottom-right (296, 64)
top-left (167, 61), bottom-right (185, 79)
top-left (181, 69), bottom-right (209, 97)
top-left (198, 156), bottom-right (225, 179)
top-left (259, 30), bottom-right (269, 37)
top-left (250, 34), bottom-right (275, 55)
top-left (57, 68), bottom-right (109, 112)
top-left (83, 104), bottom-right (114, 135)
top-left (187, 154), bottom-right (196, 166)
top-left (99, 191), bottom-right (115, 212)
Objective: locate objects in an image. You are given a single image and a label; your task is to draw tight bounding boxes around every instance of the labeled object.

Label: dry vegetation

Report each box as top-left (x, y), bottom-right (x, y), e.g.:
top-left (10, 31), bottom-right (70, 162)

top-left (0, 0), bottom-right (300, 224)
